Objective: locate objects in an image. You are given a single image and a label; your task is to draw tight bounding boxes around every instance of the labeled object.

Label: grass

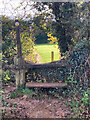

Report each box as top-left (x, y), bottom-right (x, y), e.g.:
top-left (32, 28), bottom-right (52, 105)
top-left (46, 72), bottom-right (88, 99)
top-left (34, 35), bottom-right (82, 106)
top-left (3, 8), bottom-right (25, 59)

top-left (35, 44), bottom-right (60, 63)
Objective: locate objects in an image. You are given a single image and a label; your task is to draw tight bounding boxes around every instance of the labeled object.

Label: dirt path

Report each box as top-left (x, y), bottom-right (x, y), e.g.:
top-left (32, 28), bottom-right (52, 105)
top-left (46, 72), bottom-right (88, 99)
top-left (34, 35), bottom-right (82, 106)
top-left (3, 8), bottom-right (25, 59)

top-left (2, 85), bottom-right (72, 118)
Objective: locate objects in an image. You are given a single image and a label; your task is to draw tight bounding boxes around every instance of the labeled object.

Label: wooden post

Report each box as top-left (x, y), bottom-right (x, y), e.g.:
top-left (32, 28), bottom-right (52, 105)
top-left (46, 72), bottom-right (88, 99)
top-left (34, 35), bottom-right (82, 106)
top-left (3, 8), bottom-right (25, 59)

top-left (15, 70), bottom-right (20, 89)
top-left (20, 69), bottom-right (25, 87)
top-left (14, 55), bottom-right (25, 89)
top-left (15, 20), bottom-right (25, 89)
top-left (51, 51), bottom-right (54, 62)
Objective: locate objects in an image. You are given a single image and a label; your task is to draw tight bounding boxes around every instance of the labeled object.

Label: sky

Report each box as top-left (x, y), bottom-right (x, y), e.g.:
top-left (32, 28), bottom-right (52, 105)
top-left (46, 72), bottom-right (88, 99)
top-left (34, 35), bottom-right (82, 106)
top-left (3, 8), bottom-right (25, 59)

top-left (0, 0), bottom-right (51, 20)
top-left (0, 0), bottom-right (36, 19)
top-left (0, 0), bottom-right (20, 16)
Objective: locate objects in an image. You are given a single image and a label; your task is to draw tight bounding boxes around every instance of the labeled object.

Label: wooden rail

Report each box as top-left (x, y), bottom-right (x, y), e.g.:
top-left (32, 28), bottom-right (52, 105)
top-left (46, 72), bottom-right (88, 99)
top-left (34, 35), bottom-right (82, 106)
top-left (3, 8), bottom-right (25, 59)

top-left (2, 59), bottom-right (68, 89)
top-left (27, 63), bottom-right (68, 69)
top-left (3, 61), bottom-right (69, 70)
top-left (26, 82), bottom-right (67, 88)
top-left (25, 60), bottom-right (69, 69)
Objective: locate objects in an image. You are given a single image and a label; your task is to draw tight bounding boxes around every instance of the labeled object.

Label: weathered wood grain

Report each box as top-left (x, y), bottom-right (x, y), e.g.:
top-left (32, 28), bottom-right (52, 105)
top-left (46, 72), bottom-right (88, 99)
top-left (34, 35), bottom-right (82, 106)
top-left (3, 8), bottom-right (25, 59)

top-left (26, 82), bottom-right (67, 88)
top-left (3, 61), bottom-right (69, 70)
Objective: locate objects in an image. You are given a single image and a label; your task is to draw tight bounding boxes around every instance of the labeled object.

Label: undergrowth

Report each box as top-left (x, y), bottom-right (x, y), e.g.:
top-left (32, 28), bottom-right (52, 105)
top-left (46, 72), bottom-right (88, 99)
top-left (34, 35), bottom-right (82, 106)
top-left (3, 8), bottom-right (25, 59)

top-left (10, 88), bottom-right (37, 98)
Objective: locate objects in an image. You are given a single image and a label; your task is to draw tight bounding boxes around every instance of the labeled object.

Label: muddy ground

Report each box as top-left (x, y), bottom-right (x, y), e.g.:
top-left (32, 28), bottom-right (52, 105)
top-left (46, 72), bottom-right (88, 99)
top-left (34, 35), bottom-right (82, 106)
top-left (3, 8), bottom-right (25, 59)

top-left (2, 85), bottom-right (73, 118)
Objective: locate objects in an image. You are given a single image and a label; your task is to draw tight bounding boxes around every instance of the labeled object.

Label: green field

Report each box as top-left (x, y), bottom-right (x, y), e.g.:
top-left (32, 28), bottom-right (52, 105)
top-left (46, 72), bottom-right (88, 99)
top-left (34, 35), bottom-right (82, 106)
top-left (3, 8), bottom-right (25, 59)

top-left (35, 44), bottom-right (60, 63)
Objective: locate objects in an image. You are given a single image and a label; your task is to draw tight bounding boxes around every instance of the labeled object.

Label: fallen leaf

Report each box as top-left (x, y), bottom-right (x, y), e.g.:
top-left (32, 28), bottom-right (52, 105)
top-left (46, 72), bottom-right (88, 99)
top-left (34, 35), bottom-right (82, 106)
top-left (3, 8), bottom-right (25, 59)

top-left (61, 112), bottom-right (64, 117)
top-left (58, 81), bottom-right (62, 83)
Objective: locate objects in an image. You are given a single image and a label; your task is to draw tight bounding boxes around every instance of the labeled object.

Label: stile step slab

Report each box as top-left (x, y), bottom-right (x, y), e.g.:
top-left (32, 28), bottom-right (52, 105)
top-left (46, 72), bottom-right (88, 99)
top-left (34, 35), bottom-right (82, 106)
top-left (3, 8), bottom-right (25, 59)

top-left (26, 82), bottom-right (67, 88)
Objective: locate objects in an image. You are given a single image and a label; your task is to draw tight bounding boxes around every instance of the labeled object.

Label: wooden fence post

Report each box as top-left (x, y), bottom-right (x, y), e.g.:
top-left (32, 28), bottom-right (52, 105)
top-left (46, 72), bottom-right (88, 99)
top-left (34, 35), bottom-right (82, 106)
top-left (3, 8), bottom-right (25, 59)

top-left (14, 55), bottom-right (25, 89)
top-left (20, 69), bottom-right (25, 88)
top-left (15, 19), bottom-right (25, 89)
top-left (15, 70), bottom-right (20, 89)
top-left (14, 55), bottom-right (19, 89)
top-left (51, 51), bottom-right (54, 62)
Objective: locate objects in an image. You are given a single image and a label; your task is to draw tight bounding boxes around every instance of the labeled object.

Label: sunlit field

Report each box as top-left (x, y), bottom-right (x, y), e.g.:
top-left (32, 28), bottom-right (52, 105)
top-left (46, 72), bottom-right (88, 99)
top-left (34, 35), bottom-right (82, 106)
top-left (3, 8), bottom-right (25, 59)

top-left (35, 44), bottom-right (60, 63)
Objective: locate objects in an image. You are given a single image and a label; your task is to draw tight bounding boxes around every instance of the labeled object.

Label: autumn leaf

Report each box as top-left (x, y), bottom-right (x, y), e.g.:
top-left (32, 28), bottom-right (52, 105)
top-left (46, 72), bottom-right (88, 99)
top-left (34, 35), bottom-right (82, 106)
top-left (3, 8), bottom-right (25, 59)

top-left (58, 81), bottom-right (62, 83)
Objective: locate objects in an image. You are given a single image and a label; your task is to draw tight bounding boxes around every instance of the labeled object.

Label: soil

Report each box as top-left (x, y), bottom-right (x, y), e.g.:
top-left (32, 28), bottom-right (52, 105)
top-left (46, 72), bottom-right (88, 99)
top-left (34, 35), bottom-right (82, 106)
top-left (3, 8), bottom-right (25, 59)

top-left (2, 84), bottom-right (72, 118)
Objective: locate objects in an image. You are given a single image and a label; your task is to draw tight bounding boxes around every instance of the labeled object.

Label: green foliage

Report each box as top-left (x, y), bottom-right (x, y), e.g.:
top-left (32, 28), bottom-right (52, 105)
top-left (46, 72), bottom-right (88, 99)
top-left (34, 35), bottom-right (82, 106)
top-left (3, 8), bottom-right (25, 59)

top-left (35, 33), bottom-right (49, 44)
top-left (34, 2), bottom-right (89, 54)
top-left (65, 88), bottom-right (89, 118)
top-left (22, 88), bottom-right (37, 97)
top-left (2, 71), bottom-right (10, 81)
top-left (1, 91), bottom-right (17, 108)
top-left (2, 96), bottom-right (10, 107)
top-left (21, 32), bottom-right (37, 63)
top-left (1, 90), bottom-right (5, 94)
top-left (74, 39), bottom-right (90, 50)
top-left (2, 16), bottom-right (38, 85)
top-left (2, 16), bottom-right (37, 62)
top-left (66, 74), bottom-right (77, 84)
top-left (49, 90), bottom-right (60, 99)
top-left (2, 70), bottom-right (15, 85)
top-left (10, 88), bottom-right (37, 98)
top-left (2, 31), bottom-right (16, 65)
top-left (32, 12), bottom-right (54, 44)
top-left (2, 16), bottom-right (15, 41)
top-left (61, 42), bottom-right (89, 118)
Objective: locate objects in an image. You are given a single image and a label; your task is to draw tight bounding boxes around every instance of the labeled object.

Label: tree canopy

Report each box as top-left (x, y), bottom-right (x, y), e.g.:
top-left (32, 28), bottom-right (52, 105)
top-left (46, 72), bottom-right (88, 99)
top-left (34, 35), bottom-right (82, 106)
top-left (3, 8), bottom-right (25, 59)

top-left (33, 2), bottom-right (89, 54)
